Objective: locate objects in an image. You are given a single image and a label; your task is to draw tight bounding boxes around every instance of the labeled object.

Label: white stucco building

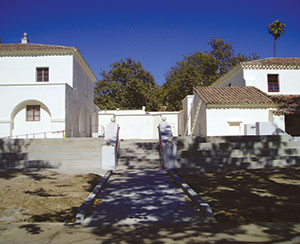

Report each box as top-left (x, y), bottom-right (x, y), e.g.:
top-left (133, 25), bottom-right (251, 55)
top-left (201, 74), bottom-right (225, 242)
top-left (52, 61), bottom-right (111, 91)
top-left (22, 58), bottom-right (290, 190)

top-left (183, 58), bottom-right (300, 137)
top-left (212, 57), bottom-right (300, 95)
top-left (0, 34), bottom-right (97, 138)
top-left (191, 86), bottom-right (279, 136)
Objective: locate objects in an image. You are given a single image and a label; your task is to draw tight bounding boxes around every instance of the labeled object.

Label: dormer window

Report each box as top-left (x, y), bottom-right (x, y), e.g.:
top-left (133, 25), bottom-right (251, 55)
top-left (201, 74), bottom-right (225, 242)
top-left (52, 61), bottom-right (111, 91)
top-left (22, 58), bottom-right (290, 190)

top-left (36, 67), bottom-right (49, 82)
top-left (268, 74), bottom-right (279, 92)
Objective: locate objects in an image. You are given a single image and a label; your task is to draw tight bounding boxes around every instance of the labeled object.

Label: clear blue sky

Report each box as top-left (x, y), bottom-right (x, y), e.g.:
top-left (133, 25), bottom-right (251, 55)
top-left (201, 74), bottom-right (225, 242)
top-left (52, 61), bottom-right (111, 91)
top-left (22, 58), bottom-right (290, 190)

top-left (1, 0), bottom-right (299, 85)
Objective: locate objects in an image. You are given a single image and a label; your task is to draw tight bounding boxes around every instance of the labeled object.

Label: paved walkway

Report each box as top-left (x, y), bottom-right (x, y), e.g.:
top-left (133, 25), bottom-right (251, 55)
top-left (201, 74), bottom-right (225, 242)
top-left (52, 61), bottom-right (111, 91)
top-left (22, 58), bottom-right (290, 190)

top-left (83, 167), bottom-right (203, 227)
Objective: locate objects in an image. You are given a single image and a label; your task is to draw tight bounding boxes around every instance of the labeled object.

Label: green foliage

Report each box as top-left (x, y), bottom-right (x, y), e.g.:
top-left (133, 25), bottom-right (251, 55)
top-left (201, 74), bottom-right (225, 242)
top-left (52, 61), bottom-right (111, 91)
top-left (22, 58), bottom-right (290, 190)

top-left (268, 20), bottom-right (286, 57)
top-left (268, 20), bottom-right (286, 40)
top-left (162, 38), bottom-right (259, 110)
top-left (94, 58), bottom-right (160, 111)
top-left (162, 52), bottom-right (218, 111)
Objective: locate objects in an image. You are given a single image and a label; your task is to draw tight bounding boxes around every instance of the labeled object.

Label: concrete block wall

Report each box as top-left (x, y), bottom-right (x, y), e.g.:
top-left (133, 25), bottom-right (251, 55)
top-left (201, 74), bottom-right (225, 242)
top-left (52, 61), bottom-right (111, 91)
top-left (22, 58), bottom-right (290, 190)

top-left (0, 138), bottom-right (104, 174)
top-left (175, 135), bottom-right (300, 173)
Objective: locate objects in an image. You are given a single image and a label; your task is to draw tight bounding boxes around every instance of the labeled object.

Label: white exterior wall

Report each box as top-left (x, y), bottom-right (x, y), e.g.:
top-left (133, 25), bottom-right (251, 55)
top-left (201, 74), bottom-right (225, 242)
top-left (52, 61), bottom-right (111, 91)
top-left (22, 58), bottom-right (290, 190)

top-left (0, 53), bottom-right (96, 138)
top-left (69, 56), bottom-right (95, 137)
top-left (180, 95), bottom-right (194, 136)
top-left (220, 69), bottom-right (245, 87)
top-left (270, 113), bottom-right (285, 131)
top-left (191, 92), bottom-right (207, 136)
top-left (244, 69), bottom-right (300, 95)
top-left (98, 109), bottom-right (179, 140)
top-left (206, 108), bottom-right (272, 136)
top-left (0, 56), bottom-right (73, 86)
top-left (0, 84), bottom-right (66, 138)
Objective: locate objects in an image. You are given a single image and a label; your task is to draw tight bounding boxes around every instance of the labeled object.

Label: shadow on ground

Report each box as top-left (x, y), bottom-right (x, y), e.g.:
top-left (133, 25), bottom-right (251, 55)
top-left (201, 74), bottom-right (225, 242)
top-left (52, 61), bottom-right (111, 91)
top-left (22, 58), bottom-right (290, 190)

top-left (86, 221), bottom-right (300, 243)
top-left (178, 166), bottom-right (300, 224)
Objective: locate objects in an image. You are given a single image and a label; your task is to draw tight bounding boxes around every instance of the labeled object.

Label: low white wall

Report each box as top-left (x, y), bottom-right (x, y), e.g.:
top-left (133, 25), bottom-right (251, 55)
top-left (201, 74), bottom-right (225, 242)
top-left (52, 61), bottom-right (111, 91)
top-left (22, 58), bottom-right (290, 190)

top-left (206, 108), bottom-right (272, 136)
top-left (271, 113), bottom-right (285, 132)
top-left (98, 109), bottom-right (179, 140)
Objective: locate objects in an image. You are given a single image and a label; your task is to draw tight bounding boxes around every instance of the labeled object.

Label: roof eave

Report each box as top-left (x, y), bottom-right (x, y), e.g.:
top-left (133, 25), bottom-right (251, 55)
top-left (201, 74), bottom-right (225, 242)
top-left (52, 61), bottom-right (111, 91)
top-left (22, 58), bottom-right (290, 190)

top-left (207, 104), bottom-right (278, 109)
top-left (0, 49), bottom-right (75, 57)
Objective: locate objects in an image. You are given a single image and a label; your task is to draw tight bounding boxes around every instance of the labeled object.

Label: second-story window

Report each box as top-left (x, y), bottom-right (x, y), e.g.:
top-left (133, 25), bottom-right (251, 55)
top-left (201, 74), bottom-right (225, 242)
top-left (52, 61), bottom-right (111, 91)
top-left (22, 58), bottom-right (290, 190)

top-left (36, 67), bottom-right (49, 82)
top-left (268, 74), bottom-right (279, 92)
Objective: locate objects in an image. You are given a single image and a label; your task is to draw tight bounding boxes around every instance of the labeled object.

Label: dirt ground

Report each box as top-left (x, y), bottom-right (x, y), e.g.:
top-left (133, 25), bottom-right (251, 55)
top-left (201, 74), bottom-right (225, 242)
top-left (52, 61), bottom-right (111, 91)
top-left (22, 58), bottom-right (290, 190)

top-left (0, 169), bottom-right (101, 223)
top-left (1, 166), bottom-right (300, 243)
top-left (178, 165), bottom-right (300, 224)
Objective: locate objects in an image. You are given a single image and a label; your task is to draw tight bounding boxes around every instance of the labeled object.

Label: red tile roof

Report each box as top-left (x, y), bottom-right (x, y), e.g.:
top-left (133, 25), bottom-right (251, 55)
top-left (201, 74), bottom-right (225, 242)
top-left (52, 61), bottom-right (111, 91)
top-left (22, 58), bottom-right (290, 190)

top-left (270, 95), bottom-right (300, 115)
top-left (193, 86), bottom-right (276, 106)
top-left (242, 57), bottom-right (300, 67)
top-left (0, 43), bottom-right (76, 51)
top-left (0, 43), bottom-right (77, 57)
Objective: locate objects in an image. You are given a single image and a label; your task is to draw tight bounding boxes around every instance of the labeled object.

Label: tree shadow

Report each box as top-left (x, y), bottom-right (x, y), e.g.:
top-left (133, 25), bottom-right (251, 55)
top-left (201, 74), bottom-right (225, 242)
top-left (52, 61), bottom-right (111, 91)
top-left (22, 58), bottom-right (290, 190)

top-left (175, 135), bottom-right (300, 173)
top-left (28, 207), bottom-right (79, 223)
top-left (0, 139), bottom-right (57, 179)
top-left (24, 187), bottom-right (66, 197)
top-left (118, 142), bottom-right (161, 169)
top-left (19, 224), bottom-right (44, 235)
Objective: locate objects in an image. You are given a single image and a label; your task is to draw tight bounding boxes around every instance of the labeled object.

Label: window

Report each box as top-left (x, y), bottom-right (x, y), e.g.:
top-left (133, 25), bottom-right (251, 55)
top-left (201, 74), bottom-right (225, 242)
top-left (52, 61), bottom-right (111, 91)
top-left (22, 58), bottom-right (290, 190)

top-left (36, 67), bottom-right (49, 82)
top-left (268, 74), bottom-right (279, 92)
top-left (228, 121), bottom-right (242, 135)
top-left (26, 105), bottom-right (40, 121)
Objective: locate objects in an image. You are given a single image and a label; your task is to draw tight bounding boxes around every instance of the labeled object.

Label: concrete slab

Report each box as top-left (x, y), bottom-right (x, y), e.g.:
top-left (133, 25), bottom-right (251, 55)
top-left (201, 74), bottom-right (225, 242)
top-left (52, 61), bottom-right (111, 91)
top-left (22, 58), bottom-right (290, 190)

top-left (83, 168), bottom-right (204, 227)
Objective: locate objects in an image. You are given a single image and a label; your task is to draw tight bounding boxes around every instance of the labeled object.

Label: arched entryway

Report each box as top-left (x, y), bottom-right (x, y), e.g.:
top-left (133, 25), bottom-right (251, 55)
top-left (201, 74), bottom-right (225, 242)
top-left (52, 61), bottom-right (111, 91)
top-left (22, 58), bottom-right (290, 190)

top-left (10, 100), bottom-right (52, 138)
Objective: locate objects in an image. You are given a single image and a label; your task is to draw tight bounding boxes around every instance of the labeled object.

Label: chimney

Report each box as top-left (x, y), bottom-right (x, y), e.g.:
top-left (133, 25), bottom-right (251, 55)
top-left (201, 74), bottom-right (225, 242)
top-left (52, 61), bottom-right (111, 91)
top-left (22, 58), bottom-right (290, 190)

top-left (21, 32), bottom-right (29, 44)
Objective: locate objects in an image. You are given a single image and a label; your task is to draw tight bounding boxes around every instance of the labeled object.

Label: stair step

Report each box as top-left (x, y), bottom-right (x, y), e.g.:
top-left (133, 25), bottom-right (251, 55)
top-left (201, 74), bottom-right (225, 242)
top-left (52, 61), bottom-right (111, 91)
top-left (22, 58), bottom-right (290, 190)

top-left (180, 156), bottom-right (300, 167)
top-left (177, 141), bottom-right (300, 151)
top-left (0, 152), bottom-right (101, 161)
top-left (176, 135), bottom-right (291, 145)
top-left (0, 138), bottom-right (104, 153)
top-left (0, 160), bottom-right (101, 170)
top-left (180, 158), bottom-right (300, 173)
top-left (179, 148), bottom-right (300, 158)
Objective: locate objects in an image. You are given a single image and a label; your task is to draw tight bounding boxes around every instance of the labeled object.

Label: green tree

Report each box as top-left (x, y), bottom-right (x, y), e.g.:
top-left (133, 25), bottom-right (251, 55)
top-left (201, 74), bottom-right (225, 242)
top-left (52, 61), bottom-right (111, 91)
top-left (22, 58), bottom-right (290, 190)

top-left (94, 58), bottom-right (160, 111)
top-left (268, 20), bottom-right (286, 57)
top-left (162, 52), bottom-right (218, 110)
top-left (162, 38), bottom-right (259, 110)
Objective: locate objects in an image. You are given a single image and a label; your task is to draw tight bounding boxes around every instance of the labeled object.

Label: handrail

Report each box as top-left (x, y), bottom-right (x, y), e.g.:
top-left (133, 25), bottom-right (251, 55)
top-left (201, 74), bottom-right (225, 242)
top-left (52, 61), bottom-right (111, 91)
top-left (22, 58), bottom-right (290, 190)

top-left (3, 130), bottom-right (69, 139)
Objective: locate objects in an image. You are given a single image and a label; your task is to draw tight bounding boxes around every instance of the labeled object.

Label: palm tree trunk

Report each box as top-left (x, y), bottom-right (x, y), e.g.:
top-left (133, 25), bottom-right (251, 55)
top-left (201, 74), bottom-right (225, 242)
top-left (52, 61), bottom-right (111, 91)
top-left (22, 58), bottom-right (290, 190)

top-left (274, 38), bottom-right (276, 57)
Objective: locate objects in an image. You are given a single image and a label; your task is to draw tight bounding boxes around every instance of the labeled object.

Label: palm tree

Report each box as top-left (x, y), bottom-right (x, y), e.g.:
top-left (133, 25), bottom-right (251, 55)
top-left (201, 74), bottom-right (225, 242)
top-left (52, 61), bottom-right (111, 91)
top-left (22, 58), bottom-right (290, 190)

top-left (268, 20), bottom-right (286, 57)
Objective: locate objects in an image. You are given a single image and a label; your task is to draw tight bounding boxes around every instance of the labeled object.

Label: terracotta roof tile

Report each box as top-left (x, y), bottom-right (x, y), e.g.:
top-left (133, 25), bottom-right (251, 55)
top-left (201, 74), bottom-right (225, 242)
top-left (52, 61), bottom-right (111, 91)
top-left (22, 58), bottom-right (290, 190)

top-left (0, 43), bottom-right (77, 57)
top-left (193, 86), bottom-right (275, 106)
top-left (270, 95), bottom-right (300, 115)
top-left (0, 43), bottom-right (76, 51)
top-left (242, 57), bottom-right (300, 67)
